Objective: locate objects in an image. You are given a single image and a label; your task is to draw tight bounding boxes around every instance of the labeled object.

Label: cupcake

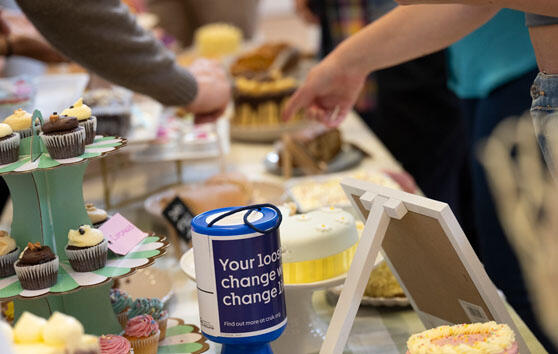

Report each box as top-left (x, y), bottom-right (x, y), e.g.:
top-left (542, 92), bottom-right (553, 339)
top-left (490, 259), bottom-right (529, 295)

top-left (65, 225), bottom-right (108, 272)
top-left (123, 315), bottom-right (159, 354)
top-left (128, 298), bottom-right (169, 341)
top-left (14, 242), bottom-right (59, 290)
top-left (86, 203), bottom-right (109, 228)
top-left (40, 113), bottom-right (85, 159)
top-left (0, 231), bottom-right (19, 277)
top-left (0, 123), bottom-right (19, 164)
top-left (100, 335), bottom-right (133, 354)
top-left (62, 98), bottom-right (97, 144)
top-left (110, 288), bottom-right (132, 329)
top-left (3, 108), bottom-right (32, 138)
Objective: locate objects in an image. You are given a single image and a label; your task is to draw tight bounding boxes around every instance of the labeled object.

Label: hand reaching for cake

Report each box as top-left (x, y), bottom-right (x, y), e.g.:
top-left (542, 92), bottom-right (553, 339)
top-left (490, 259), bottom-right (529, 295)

top-left (186, 59), bottom-right (231, 124)
top-left (282, 55), bottom-right (366, 127)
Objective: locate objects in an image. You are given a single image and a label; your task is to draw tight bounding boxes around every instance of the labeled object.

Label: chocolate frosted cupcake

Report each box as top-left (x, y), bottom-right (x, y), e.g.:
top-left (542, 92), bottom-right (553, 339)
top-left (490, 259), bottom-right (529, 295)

top-left (65, 225), bottom-right (108, 272)
top-left (86, 203), bottom-right (109, 228)
top-left (0, 123), bottom-right (19, 164)
top-left (14, 242), bottom-right (59, 290)
top-left (3, 108), bottom-right (32, 138)
top-left (40, 113), bottom-right (85, 159)
top-left (62, 98), bottom-right (96, 144)
top-left (0, 231), bottom-right (19, 277)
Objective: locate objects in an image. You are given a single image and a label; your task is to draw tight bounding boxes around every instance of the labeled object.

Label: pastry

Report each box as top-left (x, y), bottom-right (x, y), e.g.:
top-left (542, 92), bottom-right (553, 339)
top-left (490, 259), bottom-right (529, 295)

top-left (83, 88), bottom-right (132, 138)
top-left (406, 322), bottom-right (518, 354)
top-left (86, 203), bottom-right (109, 228)
top-left (0, 123), bottom-right (19, 164)
top-left (364, 261), bottom-right (405, 298)
top-left (127, 298), bottom-right (168, 341)
top-left (194, 23), bottom-right (242, 58)
top-left (288, 170), bottom-right (402, 212)
top-left (123, 314), bottom-right (159, 354)
top-left (205, 171), bottom-right (253, 196)
top-left (232, 74), bottom-right (303, 127)
top-left (14, 242), bottom-right (59, 290)
top-left (65, 225), bottom-right (108, 272)
top-left (10, 311), bottom-right (99, 354)
top-left (280, 207), bottom-right (359, 284)
top-left (3, 108), bottom-right (33, 138)
top-left (230, 42), bottom-right (300, 78)
top-left (100, 335), bottom-right (132, 354)
top-left (61, 98), bottom-right (97, 144)
top-left (0, 231), bottom-right (19, 277)
top-left (110, 289), bottom-right (132, 329)
top-left (40, 113), bottom-right (86, 159)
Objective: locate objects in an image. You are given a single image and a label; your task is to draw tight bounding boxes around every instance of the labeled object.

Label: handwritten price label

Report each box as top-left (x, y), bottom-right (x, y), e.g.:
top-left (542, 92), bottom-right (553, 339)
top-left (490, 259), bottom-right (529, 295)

top-left (100, 213), bottom-right (148, 255)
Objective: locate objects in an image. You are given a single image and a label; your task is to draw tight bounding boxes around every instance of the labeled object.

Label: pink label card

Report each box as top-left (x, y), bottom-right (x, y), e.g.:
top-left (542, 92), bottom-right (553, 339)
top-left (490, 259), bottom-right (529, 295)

top-left (100, 213), bottom-right (148, 255)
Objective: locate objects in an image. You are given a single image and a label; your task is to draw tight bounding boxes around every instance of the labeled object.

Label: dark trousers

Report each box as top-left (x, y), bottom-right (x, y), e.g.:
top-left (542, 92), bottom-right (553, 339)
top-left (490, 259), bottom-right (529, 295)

top-left (461, 69), bottom-right (557, 353)
top-left (363, 52), bottom-right (477, 251)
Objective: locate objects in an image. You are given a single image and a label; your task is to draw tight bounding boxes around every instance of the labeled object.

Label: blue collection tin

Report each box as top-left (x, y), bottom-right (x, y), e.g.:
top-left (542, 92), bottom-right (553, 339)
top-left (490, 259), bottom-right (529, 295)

top-left (191, 205), bottom-right (287, 354)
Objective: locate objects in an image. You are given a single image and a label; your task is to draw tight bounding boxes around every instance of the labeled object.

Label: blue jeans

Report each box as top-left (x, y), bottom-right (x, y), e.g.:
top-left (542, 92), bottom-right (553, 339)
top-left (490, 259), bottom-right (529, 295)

top-left (531, 72), bottom-right (558, 174)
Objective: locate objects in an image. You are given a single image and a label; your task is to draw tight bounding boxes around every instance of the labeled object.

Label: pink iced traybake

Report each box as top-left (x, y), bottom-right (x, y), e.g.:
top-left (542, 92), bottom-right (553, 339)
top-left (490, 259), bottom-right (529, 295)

top-left (406, 322), bottom-right (518, 353)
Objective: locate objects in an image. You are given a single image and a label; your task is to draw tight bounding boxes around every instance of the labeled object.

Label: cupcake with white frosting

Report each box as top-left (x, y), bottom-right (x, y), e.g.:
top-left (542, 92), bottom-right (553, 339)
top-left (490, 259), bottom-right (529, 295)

top-left (86, 203), bottom-right (109, 228)
top-left (3, 108), bottom-right (32, 138)
top-left (65, 225), bottom-right (108, 272)
top-left (61, 98), bottom-right (97, 144)
top-left (0, 230), bottom-right (19, 277)
top-left (0, 123), bottom-right (19, 164)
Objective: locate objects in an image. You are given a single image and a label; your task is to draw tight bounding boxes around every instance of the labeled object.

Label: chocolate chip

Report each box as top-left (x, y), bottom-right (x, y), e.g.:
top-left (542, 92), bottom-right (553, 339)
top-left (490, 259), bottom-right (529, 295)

top-left (79, 227), bottom-right (85, 235)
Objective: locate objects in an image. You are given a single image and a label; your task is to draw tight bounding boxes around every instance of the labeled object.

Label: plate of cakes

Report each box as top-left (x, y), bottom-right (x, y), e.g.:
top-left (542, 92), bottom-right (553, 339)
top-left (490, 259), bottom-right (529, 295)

top-left (264, 124), bottom-right (366, 176)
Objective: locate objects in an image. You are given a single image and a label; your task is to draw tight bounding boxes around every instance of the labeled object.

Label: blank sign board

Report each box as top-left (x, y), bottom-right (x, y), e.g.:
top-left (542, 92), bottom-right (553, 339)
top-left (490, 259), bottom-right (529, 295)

top-left (319, 178), bottom-right (528, 354)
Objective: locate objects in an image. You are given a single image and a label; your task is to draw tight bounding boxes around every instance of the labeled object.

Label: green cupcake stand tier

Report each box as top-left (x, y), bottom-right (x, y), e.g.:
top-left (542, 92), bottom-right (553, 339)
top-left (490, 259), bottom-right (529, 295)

top-left (159, 319), bottom-right (210, 354)
top-left (0, 110), bottom-right (169, 335)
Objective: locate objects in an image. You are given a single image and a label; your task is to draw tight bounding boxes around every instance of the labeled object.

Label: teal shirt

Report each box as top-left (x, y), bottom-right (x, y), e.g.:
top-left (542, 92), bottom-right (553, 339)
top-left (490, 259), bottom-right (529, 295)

top-left (448, 9), bottom-right (537, 99)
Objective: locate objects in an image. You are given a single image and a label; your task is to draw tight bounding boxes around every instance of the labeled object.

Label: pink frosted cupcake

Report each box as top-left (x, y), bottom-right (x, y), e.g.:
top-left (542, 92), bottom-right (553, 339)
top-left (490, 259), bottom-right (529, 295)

top-left (123, 315), bottom-right (159, 354)
top-left (406, 322), bottom-right (518, 353)
top-left (100, 334), bottom-right (134, 354)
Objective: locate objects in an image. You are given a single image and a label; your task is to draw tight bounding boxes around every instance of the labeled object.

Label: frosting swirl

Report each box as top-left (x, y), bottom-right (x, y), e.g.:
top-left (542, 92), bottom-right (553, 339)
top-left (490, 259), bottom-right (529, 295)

top-left (0, 230), bottom-right (17, 256)
top-left (42, 113), bottom-right (79, 134)
top-left (17, 242), bottom-right (56, 266)
top-left (61, 98), bottom-right (92, 121)
top-left (0, 123), bottom-right (13, 139)
top-left (86, 203), bottom-right (108, 224)
top-left (100, 335), bottom-right (131, 354)
top-left (124, 314), bottom-right (158, 338)
top-left (4, 108), bottom-right (31, 131)
top-left (110, 289), bottom-right (132, 314)
top-left (68, 225), bottom-right (104, 248)
top-left (128, 298), bottom-right (167, 320)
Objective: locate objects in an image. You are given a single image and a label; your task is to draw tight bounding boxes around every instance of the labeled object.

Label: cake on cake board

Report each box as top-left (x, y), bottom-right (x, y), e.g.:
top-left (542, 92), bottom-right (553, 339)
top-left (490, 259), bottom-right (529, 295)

top-left (320, 178), bottom-right (529, 354)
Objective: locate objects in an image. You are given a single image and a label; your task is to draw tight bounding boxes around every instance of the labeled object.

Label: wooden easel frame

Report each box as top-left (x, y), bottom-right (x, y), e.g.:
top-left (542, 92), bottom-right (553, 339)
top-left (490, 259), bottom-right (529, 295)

top-left (320, 178), bottom-right (528, 354)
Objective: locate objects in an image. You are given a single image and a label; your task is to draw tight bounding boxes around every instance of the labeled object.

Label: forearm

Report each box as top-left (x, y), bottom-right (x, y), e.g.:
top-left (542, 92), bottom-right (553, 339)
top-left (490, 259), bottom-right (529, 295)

top-left (331, 4), bottom-right (499, 75)
top-left (499, 0), bottom-right (558, 17)
top-left (16, 0), bottom-right (197, 106)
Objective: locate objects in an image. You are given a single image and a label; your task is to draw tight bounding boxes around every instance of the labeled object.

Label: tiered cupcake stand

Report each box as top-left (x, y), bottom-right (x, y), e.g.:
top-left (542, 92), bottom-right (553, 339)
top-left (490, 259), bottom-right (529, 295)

top-left (0, 111), bottom-right (168, 335)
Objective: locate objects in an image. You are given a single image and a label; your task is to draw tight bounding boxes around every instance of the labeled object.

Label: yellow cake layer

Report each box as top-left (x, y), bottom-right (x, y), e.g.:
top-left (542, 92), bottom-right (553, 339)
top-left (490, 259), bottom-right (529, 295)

top-left (283, 243), bottom-right (357, 284)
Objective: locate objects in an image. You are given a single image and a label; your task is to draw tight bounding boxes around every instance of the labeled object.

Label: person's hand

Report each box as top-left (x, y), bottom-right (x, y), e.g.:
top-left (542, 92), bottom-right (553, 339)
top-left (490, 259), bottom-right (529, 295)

top-left (282, 54), bottom-right (366, 127)
top-left (187, 58), bottom-right (231, 124)
top-left (9, 34), bottom-right (67, 63)
top-left (294, 0), bottom-right (319, 24)
top-left (395, 0), bottom-right (486, 4)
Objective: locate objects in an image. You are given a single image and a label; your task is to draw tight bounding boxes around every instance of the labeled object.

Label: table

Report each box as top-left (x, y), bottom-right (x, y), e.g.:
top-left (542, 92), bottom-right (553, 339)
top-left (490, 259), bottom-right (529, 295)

top-left (148, 112), bottom-right (545, 353)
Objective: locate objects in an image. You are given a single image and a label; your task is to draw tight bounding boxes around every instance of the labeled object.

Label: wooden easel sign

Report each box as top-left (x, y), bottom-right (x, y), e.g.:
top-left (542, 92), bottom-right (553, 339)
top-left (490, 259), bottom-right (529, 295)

top-left (320, 178), bottom-right (528, 354)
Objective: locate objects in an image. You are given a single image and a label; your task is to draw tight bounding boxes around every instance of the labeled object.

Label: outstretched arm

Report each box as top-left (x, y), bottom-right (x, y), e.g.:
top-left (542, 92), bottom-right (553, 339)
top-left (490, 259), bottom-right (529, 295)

top-left (283, 4), bottom-right (499, 123)
top-left (396, 0), bottom-right (558, 17)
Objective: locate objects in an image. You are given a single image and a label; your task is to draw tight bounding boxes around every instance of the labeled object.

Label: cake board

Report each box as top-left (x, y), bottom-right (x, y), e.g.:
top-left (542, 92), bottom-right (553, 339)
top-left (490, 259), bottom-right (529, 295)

top-left (319, 178), bottom-right (528, 354)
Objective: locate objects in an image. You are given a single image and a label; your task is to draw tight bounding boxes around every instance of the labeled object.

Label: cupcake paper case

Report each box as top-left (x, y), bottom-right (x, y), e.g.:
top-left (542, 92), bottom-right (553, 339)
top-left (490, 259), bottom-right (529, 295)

top-left (3, 108), bottom-right (32, 138)
top-left (124, 315), bottom-right (159, 354)
top-left (40, 113), bottom-right (85, 159)
top-left (14, 242), bottom-right (59, 290)
top-left (0, 230), bottom-right (19, 277)
top-left (65, 225), bottom-right (108, 272)
top-left (0, 123), bottom-right (19, 164)
top-left (62, 98), bottom-right (97, 144)
top-left (127, 298), bottom-right (169, 341)
top-left (110, 288), bottom-right (133, 329)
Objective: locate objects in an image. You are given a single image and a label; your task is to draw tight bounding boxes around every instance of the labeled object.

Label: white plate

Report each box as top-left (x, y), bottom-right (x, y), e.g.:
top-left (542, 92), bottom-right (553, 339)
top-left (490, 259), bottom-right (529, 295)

top-left (180, 249), bottom-right (196, 281)
top-left (118, 268), bottom-right (174, 304)
top-left (264, 143), bottom-right (365, 176)
top-left (33, 73), bottom-right (89, 114)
